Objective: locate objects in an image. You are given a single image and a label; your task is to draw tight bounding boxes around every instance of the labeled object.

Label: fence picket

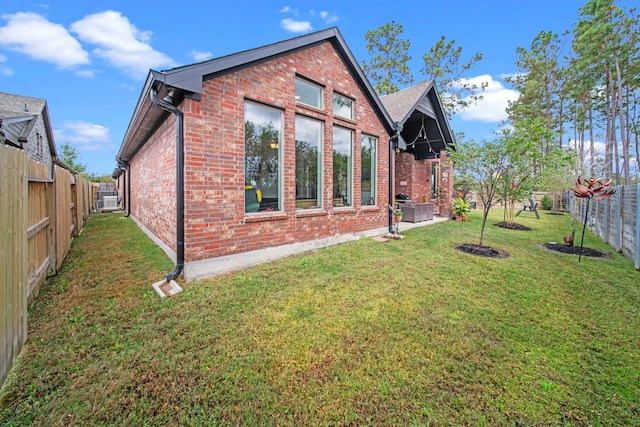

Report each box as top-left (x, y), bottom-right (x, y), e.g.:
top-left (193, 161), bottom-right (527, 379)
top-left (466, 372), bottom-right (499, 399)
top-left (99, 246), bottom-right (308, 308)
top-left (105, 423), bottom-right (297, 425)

top-left (1, 144), bottom-right (94, 388)
top-left (570, 184), bottom-right (640, 271)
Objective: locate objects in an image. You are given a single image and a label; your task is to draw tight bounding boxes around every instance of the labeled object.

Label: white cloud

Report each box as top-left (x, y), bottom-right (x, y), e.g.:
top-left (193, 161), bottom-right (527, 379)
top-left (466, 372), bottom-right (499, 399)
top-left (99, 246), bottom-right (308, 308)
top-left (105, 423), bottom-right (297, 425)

top-left (280, 18), bottom-right (312, 33)
top-left (70, 10), bottom-right (177, 79)
top-left (190, 50), bottom-right (213, 62)
top-left (0, 12), bottom-right (90, 69)
top-left (280, 6), bottom-right (291, 13)
top-left (57, 120), bottom-right (112, 151)
top-left (75, 69), bottom-right (95, 78)
top-left (320, 11), bottom-right (338, 24)
top-left (0, 53), bottom-right (12, 75)
top-left (455, 74), bottom-right (519, 123)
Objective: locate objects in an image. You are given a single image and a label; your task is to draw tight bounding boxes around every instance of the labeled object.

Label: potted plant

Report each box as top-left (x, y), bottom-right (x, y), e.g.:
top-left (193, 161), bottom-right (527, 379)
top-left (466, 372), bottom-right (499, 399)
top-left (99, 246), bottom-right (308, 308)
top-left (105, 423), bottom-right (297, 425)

top-left (394, 209), bottom-right (404, 222)
top-left (452, 197), bottom-right (470, 221)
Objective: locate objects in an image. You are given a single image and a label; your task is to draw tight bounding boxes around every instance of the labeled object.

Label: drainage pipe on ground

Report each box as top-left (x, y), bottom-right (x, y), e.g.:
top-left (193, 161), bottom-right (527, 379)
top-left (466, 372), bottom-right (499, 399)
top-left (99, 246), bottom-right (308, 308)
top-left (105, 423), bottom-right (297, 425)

top-left (150, 88), bottom-right (184, 281)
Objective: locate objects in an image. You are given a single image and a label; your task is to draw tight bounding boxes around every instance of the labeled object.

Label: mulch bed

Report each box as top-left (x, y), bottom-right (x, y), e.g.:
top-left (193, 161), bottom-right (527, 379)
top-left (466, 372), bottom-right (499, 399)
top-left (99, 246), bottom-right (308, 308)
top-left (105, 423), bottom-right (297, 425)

top-left (455, 244), bottom-right (509, 258)
top-left (541, 243), bottom-right (611, 259)
top-left (494, 222), bottom-right (532, 231)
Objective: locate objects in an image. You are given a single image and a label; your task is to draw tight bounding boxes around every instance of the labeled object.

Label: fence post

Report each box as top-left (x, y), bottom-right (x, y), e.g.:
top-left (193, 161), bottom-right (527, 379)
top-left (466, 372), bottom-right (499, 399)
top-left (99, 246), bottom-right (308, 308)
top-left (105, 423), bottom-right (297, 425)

top-left (594, 198), bottom-right (599, 237)
top-left (635, 183), bottom-right (640, 270)
top-left (604, 196), bottom-right (609, 244)
top-left (615, 186), bottom-right (621, 253)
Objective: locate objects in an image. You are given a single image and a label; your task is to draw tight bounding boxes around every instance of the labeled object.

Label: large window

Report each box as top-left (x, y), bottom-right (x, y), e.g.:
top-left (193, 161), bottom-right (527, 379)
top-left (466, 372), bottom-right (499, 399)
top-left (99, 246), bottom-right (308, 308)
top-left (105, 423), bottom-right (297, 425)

top-left (295, 116), bottom-right (322, 209)
top-left (244, 101), bottom-right (282, 213)
top-left (295, 78), bottom-right (322, 109)
top-left (332, 127), bottom-right (353, 207)
top-left (333, 93), bottom-right (353, 120)
top-left (361, 135), bottom-right (377, 206)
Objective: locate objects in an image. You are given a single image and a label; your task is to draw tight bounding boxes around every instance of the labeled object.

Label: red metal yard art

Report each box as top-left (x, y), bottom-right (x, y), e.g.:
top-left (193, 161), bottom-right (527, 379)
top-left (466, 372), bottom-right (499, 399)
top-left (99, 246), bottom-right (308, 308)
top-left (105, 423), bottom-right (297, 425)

top-left (570, 177), bottom-right (616, 262)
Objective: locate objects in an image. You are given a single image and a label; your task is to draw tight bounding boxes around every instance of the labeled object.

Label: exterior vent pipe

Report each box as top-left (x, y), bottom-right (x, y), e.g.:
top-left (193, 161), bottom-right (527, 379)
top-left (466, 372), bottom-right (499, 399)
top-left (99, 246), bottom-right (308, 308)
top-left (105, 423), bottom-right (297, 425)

top-left (150, 88), bottom-right (184, 281)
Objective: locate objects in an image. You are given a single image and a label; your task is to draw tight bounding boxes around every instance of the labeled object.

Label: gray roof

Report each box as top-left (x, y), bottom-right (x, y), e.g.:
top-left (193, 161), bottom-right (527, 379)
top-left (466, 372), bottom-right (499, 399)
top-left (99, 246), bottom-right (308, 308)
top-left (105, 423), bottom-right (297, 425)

top-left (379, 82), bottom-right (456, 160)
top-left (379, 81), bottom-right (433, 124)
top-left (0, 91), bottom-right (46, 118)
top-left (0, 91), bottom-right (57, 157)
top-left (117, 27), bottom-right (395, 163)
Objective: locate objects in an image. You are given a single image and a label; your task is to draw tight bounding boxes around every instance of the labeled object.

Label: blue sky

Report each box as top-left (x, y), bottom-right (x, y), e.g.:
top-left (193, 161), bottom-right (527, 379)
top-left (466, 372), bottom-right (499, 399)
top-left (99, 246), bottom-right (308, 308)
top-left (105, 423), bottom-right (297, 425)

top-left (1, 0), bottom-right (633, 175)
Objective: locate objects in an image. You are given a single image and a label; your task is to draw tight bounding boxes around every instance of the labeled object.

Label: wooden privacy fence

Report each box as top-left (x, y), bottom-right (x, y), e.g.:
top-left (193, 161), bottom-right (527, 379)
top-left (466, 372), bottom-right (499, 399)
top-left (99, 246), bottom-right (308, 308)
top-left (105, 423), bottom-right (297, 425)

top-left (1, 144), bottom-right (92, 388)
top-left (569, 184), bottom-right (640, 270)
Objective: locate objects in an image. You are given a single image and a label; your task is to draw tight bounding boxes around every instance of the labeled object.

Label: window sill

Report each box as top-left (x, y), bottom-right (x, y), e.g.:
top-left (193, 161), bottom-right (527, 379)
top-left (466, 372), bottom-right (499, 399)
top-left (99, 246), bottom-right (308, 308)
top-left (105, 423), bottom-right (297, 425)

top-left (334, 116), bottom-right (357, 126)
top-left (332, 207), bottom-right (356, 215)
top-left (244, 212), bottom-right (288, 223)
top-left (296, 209), bottom-right (328, 218)
top-left (295, 102), bottom-right (327, 117)
top-left (361, 206), bottom-right (380, 212)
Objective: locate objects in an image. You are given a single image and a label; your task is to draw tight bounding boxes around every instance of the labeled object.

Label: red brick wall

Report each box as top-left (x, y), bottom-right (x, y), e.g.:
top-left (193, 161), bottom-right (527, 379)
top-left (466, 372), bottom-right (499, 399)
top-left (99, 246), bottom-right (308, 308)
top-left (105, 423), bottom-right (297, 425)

top-left (394, 150), bottom-right (454, 214)
top-left (129, 116), bottom-right (178, 251)
top-left (132, 41), bottom-right (391, 262)
top-left (394, 152), bottom-right (432, 203)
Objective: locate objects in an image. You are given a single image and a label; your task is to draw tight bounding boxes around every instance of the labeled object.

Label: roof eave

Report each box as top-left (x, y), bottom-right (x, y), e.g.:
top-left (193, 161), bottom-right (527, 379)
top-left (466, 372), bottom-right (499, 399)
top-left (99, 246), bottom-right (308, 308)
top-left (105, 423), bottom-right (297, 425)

top-left (117, 27), bottom-right (396, 164)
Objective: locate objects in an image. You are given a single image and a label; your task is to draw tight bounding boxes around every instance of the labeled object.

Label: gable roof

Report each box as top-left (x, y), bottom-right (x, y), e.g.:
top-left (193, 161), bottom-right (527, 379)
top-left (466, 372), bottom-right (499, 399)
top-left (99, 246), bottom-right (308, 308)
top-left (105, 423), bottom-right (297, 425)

top-left (117, 27), bottom-right (394, 163)
top-left (380, 81), bottom-right (456, 160)
top-left (0, 91), bottom-right (57, 157)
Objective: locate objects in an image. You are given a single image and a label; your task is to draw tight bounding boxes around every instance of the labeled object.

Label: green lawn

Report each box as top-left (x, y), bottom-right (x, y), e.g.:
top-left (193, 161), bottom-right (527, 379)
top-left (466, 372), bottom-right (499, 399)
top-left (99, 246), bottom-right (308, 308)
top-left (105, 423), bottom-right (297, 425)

top-left (1, 209), bottom-right (639, 426)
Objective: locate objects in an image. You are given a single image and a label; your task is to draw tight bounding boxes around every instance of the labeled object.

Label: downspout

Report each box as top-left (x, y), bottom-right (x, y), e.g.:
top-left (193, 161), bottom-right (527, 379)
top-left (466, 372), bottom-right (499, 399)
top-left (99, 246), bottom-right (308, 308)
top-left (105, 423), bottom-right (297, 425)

top-left (117, 161), bottom-right (129, 217)
top-left (124, 161), bottom-right (131, 217)
top-left (388, 122), bottom-right (403, 233)
top-left (150, 88), bottom-right (184, 281)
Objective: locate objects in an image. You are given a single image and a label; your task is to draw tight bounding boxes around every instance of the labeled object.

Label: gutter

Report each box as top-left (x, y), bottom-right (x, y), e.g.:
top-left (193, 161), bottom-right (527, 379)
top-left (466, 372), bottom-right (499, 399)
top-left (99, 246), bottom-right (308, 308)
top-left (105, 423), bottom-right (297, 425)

top-left (150, 87), bottom-right (184, 281)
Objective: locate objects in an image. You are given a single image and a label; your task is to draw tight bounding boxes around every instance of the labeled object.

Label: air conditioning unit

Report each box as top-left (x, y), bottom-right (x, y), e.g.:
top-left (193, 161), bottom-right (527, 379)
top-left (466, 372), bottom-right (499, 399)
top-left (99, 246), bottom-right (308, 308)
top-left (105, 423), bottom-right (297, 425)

top-left (103, 196), bottom-right (118, 210)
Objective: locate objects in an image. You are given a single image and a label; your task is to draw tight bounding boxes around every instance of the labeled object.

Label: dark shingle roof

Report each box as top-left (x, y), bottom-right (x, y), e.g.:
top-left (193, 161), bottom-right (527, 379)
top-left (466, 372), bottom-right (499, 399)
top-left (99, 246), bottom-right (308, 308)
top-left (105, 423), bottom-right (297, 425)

top-left (117, 27), bottom-right (394, 163)
top-left (379, 81), bottom-right (432, 124)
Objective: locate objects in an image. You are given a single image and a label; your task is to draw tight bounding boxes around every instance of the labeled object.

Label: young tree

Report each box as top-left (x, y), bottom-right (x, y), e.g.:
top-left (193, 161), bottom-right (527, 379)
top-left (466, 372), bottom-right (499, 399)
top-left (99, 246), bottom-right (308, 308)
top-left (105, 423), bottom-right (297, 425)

top-left (421, 35), bottom-right (486, 118)
top-left (451, 137), bottom-right (509, 247)
top-left (59, 142), bottom-right (87, 174)
top-left (361, 21), bottom-right (413, 95)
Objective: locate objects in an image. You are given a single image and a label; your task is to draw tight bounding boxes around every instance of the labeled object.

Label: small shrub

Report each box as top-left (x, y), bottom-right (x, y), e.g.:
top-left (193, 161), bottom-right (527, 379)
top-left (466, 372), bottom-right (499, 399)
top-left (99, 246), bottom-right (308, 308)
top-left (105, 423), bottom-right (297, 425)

top-left (541, 194), bottom-right (553, 210)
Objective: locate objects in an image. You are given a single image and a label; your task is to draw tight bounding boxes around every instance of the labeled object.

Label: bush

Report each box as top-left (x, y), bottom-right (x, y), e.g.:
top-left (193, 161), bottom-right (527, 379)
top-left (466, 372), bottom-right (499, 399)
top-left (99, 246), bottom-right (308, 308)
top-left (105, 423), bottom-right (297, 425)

top-left (541, 194), bottom-right (553, 210)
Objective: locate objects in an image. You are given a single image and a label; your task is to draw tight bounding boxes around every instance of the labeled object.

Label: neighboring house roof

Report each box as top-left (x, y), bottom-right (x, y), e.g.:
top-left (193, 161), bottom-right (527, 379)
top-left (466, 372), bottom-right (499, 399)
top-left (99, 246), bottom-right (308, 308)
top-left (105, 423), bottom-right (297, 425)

top-left (0, 91), bottom-right (57, 157)
top-left (380, 81), bottom-right (456, 160)
top-left (117, 27), bottom-right (395, 163)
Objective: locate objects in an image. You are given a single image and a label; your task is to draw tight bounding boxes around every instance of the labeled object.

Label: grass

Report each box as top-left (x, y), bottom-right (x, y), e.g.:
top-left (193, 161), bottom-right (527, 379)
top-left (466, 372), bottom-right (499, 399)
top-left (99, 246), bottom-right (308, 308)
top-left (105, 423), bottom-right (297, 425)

top-left (1, 209), bottom-right (639, 426)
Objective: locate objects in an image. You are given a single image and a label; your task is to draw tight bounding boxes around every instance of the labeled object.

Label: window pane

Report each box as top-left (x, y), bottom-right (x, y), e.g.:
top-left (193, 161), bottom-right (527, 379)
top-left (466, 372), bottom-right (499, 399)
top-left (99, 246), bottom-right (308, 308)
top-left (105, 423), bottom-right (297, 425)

top-left (295, 79), bottom-right (322, 108)
top-left (295, 116), bottom-right (322, 209)
top-left (333, 94), bottom-right (353, 119)
top-left (332, 127), bottom-right (353, 207)
top-left (244, 102), bottom-right (282, 213)
top-left (361, 135), bottom-right (377, 206)
top-left (431, 163), bottom-right (439, 200)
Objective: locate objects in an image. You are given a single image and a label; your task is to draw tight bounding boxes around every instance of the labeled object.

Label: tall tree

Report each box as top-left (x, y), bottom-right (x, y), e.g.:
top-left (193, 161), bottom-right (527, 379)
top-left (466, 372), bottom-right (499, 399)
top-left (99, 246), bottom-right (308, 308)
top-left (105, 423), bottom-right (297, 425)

top-left (361, 21), bottom-right (413, 96)
top-left (421, 35), bottom-right (485, 118)
top-left (573, 0), bottom-right (640, 184)
top-left (506, 31), bottom-right (568, 158)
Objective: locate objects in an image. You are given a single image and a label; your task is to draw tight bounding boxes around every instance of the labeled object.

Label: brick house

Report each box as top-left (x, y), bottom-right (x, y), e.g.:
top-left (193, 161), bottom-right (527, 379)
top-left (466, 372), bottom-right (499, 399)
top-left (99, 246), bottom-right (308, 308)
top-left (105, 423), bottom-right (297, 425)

top-left (115, 28), bottom-right (455, 282)
top-left (0, 91), bottom-right (58, 177)
top-left (380, 81), bottom-right (456, 217)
